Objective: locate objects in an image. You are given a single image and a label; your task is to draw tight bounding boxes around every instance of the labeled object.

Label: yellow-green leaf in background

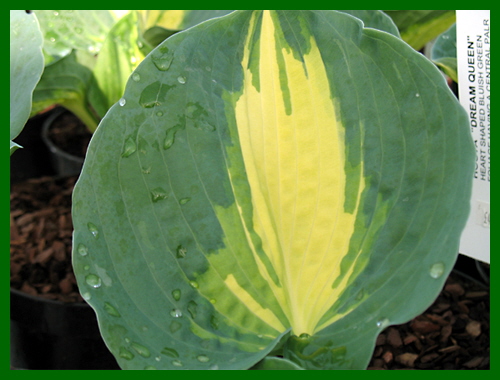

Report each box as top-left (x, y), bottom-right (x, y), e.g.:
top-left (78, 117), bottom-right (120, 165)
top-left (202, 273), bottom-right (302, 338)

top-left (72, 10), bottom-right (474, 370)
top-left (384, 10), bottom-right (456, 51)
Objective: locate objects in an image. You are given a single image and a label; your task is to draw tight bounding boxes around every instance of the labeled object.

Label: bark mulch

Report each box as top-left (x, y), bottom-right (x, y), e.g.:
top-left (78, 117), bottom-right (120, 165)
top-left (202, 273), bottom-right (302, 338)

top-left (10, 175), bottom-right (490, 370)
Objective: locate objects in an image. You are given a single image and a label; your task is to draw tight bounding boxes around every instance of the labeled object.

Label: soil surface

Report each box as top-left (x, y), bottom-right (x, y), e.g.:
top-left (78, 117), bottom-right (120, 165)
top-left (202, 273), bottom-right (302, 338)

top-left (47, 110), bottom-right (92, 158)
top-left (10, 175), bottom-right (490, 370)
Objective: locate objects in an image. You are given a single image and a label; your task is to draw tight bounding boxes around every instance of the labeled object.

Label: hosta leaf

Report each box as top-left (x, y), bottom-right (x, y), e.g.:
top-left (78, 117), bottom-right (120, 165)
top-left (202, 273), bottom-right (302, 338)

top-left (35, 10), bottom-right (118, 65)
top-left (31, 50), bottom-right (102, 132)
top-left (432, 24), bottom-right (458, 83)
top-left (10, 10), bottom-right (44, 154)
top-left (138, 10), bottom-right (235, 49)
top-left (72, 10), bottom-right (474, 370)
top-left (339, 10), bottom-right (400, 37)
top-left (384, 10), bottom-right (456, 51)
top-left (91, 12), bottom-right (146, 117)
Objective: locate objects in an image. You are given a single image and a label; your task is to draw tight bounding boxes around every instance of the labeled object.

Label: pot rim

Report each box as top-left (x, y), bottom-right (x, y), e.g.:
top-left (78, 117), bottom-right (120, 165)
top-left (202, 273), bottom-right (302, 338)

top-left (10, 287), bottom-right (90, 308)
top-left (41, 108), bottom-right (85, 164)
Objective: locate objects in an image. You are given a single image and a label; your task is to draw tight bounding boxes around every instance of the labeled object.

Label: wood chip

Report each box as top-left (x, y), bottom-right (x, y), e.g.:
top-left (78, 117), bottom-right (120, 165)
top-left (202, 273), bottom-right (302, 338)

top-left (463, 357), bottom-right (485, 368)
top-left (395, 353), bottom-right (418, 367)
top-left (465, 291), bottom-right (488, 298)
top-left (410, 318), bottom-right (441, 334)
top-left (382, 351), bottom-right (393, 364)
top-left (466, 320), bottom-right (482, 338)
top-left (445, 282), bottom-right (465, 296)
top-left (386, 328), bottom-right (403, 347)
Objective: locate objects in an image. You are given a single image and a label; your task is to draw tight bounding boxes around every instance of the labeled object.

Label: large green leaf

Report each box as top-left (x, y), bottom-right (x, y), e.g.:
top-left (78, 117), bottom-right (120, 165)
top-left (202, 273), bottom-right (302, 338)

top-left (72, 10), bottom-right (474, 370)
top-left (10, 10), bottom-right (44, 154)
top-left (384, 10), bottom-right (456, 51)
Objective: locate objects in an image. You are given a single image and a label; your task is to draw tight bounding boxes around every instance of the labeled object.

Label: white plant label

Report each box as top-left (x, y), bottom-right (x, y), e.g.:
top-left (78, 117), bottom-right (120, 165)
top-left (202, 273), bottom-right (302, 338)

top-left (456, 10), bottom-right (490, 263)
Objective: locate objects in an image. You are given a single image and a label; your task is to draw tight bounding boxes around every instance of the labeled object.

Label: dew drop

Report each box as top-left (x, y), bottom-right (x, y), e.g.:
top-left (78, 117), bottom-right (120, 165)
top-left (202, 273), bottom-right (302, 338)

top-left (144, 365), bottom-right (157, 370)
top-left (187, 300), bottom-right (197, 319)
top-left (169, 320), bottom-right (182, 333)
top-left (172, 359), bottom-right (183, 367)
top-left (156, 111), bottom-right (163, 117)
top-left (155, 356), bottom-right (161, 361)
top-left (103, 302), bottom-right (121, 317)
top-left (210, 298), bottom-right (216, 304)
top-left (197, 354), bottom-right (209, 363)
top-left (131, 341), bottom-right (151, 358)
top-left (179, 197), bottom-right (191, 205)
top-left (151, 187), bottom-right (168, 202)
top-left (85, 274), bottom-right (102, 288)
top-left (161, 347), bottom-right (179, 358)
top-left (152, 46), bottom-right (174, 71)
top-left (119, 347), bottom-right (135, 360)
top-left (77, 243), bottom-right (88, 256)
top-left (87, 222), bottom-right (99, 238)
top-left (210, 315), bottom-right (219, 330)
top-left (82, 292), bottom-right (92, 301)
top-left (415, 93), bottom-right (420, 97)
top-left (83, 265), bottom-right (90, 271)
top-left (141, 166), bottom-right (151, 174)
top-left (298, 333), bottom-right (310, 339)
top-left (132, 72), bottom-right (141, 82)
top-left (121, 136), bottom-right (137, 157)
top-left (172, 289), bottom-right (181, 301)
top-left (119, 97), bottom-right (126, 106)
top-left (429, 262), bottom-right (445, 279)
top-left (205, 66), bottom-right (212, 72)
top-left (189, 280), bottom-right (199, 289)
top-left (177, 76), bottom-right (186, 84)
top-left (170, 308), bottom-right (183, 318)
top-left (176, 245), bottom-right (187, 258)
top-left (376, 318), bottom-right (390, 329)
top-left (209, 364), bottom-right (219, 370)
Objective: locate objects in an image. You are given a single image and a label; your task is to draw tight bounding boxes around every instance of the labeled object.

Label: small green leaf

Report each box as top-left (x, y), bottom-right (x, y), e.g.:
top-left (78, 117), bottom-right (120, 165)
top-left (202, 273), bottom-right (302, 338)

top-left (432, 24), bottom-right (458, 82)
top-left (384, 10), bottom-right (456, 51)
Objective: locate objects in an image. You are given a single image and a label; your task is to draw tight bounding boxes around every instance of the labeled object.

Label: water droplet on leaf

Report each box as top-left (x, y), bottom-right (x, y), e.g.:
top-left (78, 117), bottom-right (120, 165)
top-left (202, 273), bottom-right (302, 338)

top-left (172, 359), bottom-right (183, 367)
top-left (132, 73), bottom-right (141, 82)
top-left (77, 243), bottom-right (88, 256)
top-left (187, 300), bottom-right (197, 319)
top-left (121, 136), bottom-right (137, 157)
top-left (152, 46), bottom-right (174, 71)
top-left (119, 347), bottom-right (135, 360)
top-left (189, 280), bottom-right (199, 289)
top-left (197, 354), bottom-right (209, 362)
top-left (151, 187), bottom-right (168, 202)
top-left (177, 76), bottom-right (186, 84)
top-left (170, 308), bottom-right (183, 318)
top-left (131, 342), bottom-right (151, 358)
top-left (209, 364), bottom-right (219, 370)
top-left (161, 347), bottom-right (179, 358)
top-left (119, 97), bottom-right (126, 106)
top-left (144, 365), bottom-right (157, 370)
top-left (176, 245), bottom-right (187, 258)
top-left (82, 292), bottom-right (91, 301)
top-left (172, 289), bottom-right (181, 301)
top-left (104, 302), bottom-right (121, 317)
top-left (87, 222), bottom-right (99, 238)
top-left (85, 274), bottom-right (102, 288)
top-left (429, 262), bottom-right (445, 279)
top-left (376, 318), bottom-right (390, 329)
top-left (179, 197), bottom-right (191, 205)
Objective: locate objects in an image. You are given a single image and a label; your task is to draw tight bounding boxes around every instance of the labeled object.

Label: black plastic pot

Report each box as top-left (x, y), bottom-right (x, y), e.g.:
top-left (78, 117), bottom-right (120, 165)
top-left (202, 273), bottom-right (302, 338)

top-left (41, 109), bottom-right (85, 177)
top-left (10, 288), bottom-right (120, 370)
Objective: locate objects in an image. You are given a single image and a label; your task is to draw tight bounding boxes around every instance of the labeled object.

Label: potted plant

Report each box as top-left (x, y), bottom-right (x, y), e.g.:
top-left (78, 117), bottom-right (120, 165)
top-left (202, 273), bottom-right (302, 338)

top-left (70, 10), bottom-right (478, 370)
